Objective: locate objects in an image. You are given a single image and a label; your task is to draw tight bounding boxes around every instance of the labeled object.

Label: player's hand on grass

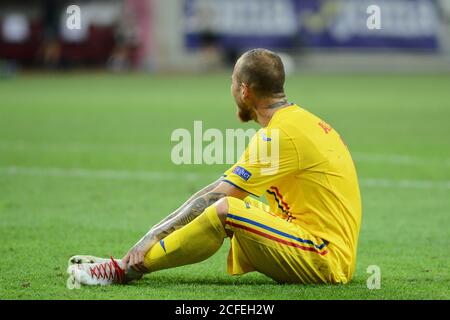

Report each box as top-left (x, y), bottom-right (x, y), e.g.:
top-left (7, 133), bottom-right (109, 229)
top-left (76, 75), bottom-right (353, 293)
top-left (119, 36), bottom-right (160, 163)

top-left (122, 240), bottom-right (155, 274)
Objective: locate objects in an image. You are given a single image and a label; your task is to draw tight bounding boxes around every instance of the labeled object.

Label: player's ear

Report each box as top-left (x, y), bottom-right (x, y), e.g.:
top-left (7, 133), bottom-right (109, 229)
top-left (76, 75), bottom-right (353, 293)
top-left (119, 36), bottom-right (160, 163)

top-left (240, 83), bottom-right (249, 99)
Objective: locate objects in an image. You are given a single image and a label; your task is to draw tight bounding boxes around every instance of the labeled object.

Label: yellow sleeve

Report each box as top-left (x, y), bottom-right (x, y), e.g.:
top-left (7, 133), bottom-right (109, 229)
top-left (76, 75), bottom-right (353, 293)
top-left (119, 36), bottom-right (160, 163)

top-left (223, 127), bottom-right (299, 197)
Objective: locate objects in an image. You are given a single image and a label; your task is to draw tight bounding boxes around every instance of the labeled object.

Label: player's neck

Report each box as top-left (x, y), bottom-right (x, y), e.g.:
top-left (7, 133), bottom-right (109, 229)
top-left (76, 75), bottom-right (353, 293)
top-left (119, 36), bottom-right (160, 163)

top-left (254, 97), bottom-right (290, 127)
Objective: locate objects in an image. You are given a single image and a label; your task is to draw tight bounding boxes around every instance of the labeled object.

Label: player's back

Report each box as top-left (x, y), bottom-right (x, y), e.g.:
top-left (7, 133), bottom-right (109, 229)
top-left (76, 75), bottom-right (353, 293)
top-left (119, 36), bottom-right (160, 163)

top-left (267, 105), bottom-right (362, 280)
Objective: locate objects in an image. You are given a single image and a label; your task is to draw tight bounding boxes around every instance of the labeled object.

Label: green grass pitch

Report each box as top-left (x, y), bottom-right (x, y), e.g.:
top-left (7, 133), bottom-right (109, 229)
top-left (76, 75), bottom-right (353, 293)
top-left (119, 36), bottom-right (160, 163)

top-left (0, 72), bottom-right (449, 299)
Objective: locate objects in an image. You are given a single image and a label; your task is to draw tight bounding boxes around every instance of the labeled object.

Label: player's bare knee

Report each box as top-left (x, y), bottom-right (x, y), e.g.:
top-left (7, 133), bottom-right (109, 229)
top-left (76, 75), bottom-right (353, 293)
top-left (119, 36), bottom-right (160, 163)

top-left (214, 197), bottom-right (230, 224)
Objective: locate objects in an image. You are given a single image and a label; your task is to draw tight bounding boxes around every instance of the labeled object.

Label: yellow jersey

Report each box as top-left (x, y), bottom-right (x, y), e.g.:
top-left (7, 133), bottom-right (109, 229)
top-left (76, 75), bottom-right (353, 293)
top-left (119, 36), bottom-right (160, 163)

top-left (223, 104), bottom-right (362, 278)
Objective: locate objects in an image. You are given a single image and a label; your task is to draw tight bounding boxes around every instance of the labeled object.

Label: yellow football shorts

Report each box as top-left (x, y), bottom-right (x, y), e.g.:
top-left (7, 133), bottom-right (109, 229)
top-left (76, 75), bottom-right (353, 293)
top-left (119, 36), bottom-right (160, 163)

top-left (224, 196), bottom-right (343, 284)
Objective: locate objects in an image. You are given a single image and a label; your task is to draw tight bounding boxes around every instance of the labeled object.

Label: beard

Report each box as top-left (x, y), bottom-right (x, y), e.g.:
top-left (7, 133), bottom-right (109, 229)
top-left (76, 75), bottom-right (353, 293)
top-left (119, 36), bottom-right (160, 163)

top-left (236, 101), bottom-right (256, 122)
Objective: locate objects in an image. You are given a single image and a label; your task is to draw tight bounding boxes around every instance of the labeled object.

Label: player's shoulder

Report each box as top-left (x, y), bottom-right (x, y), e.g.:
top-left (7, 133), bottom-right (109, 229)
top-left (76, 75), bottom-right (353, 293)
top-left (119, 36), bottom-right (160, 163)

top-left (267, 104), bottom-right (306, 137)
top-left (274, 104), bottom-right (335, 135)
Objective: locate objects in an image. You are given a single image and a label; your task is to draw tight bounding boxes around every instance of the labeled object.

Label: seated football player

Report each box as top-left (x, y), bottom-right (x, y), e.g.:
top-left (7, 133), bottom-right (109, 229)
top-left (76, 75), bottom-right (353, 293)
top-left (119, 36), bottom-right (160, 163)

top-left (67, 48), bottom-right (362, 286)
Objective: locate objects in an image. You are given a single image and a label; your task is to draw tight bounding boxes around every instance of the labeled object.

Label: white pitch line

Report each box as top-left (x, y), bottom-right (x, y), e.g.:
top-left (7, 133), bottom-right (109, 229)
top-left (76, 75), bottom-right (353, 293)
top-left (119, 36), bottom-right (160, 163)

top-left (0, 141), bottom-right (155, 155)
top-left (1, 165), bottom-right (449, 190)
top-left (351, 152), bottom-right (450, 167)
top-left (359, 178), bottom-right (450, 190)
top-left (0, 141), bottom-right (449, 167)
top-left (0, 166), bottom-right (204, 182)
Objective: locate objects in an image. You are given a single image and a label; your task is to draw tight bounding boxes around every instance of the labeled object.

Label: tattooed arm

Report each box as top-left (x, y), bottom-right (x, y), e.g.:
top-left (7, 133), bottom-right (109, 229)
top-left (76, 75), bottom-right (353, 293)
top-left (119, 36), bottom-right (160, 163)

top-left (122, 178), bottom-right (248, 273)
top-left (147, 178), bottom-right (222, 233)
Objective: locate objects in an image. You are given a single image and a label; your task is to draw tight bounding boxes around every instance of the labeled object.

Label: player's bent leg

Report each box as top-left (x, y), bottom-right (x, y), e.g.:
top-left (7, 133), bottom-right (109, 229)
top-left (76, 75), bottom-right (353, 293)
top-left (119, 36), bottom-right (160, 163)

top-left (67, 201), bottom-right (228, 286)
top-left (143, 202), bottom-right (227, 272)
top-left (224, 197), bottom-right (337, 284)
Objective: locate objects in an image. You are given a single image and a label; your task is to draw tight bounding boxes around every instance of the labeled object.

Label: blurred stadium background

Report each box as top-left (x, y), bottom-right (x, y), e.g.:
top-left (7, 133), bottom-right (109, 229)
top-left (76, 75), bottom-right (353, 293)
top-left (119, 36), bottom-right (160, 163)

top-left (1, 0), bottom-right (450, 73)
top-left (0, 0), bottom-right (449, 299)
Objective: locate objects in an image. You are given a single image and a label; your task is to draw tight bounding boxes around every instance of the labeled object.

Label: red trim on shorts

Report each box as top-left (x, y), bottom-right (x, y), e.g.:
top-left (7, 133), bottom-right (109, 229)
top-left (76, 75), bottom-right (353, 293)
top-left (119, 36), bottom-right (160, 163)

top-left (225, 221), bottom-right (328, 256)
